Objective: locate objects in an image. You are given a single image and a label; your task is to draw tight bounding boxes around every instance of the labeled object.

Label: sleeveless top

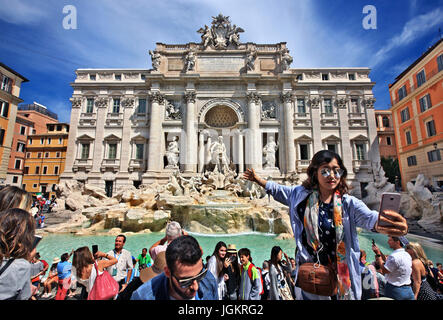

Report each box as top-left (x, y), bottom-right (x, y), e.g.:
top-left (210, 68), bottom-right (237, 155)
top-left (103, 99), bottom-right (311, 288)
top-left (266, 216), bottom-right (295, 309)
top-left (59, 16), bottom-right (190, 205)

top-left (76, 263), bottom-right (104, 293)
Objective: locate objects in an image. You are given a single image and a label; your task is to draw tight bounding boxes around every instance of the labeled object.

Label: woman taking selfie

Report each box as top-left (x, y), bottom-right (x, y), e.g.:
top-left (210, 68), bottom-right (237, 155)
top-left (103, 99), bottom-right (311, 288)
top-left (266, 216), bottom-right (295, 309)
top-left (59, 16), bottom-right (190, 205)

top-left (243, 150), bottom-right (408, 300)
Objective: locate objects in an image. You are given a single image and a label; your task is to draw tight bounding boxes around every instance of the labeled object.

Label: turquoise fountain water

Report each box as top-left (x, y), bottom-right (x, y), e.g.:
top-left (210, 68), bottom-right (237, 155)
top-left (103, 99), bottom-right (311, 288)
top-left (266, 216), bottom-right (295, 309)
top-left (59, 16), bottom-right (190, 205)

top-left (36, 230), bottom-right (442, 267)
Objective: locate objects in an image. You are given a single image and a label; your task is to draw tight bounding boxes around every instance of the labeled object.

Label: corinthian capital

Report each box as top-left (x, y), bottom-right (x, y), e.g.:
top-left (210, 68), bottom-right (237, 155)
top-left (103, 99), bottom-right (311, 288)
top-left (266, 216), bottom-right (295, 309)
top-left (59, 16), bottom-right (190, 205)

top-left (363, 97), bottom-right (376, 109)
top-left (122, 97), bottom-right (135, 108)
top-left (70, 98), bottom-right (82, 108)
top-left (246, 91), bottom-right (261, 104)
top-left (184, 91), bottom-right (196, 103)
top-left (308, 97), bottom-right (320, 108)
top-left (95, 97), bottom-right (109, 108)
top-left (148, 91), bottom-right (165, 104)
top-left (280, 91), bottom-right (294, 103)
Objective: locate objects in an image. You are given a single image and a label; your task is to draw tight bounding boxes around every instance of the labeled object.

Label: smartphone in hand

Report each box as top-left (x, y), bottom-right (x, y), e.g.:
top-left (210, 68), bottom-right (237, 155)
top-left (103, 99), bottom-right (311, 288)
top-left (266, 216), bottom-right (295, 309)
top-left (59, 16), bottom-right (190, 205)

top-left (33, 235), bottom-right (42, 248)
top-left (377, 192), bottom-right (401, 228)
top-left (92, 245), bottom-right (98, 255)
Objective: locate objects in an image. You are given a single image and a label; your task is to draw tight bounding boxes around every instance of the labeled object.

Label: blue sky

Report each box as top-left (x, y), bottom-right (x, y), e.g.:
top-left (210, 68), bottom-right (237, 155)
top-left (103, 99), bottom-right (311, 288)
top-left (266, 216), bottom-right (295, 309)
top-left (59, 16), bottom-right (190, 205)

top-left (1, 0), bottom-right (442, 123)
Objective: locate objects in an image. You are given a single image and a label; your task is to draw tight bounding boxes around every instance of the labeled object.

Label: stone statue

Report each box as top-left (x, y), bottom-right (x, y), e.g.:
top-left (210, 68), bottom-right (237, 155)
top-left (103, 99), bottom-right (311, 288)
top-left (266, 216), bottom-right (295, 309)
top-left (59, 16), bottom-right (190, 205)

top-left (209, 136), bottom-right (230, 173)
top-left (261, 102), bottom-right (276, 120)
top-left (362, 161), bottom-right (395, 210)
top-left (149, 50), bottom-right (161, 71)
top-left (245, 50), bottom-right (257, 71)
top-left (280, 48), bottom-right (293, 71)
top-left (227, 24), bottom-right (244, 46)
top-left (197, 24), bottom-right (214, 48)
top-left (263, 136), bottom-right (279, 169)
top-left (197, 14), bottom-right (244, 49)
top-left (165, 101), bottom-right (181, 120)
top-left (184, 50), bottom-right (196, 72)
top-left (165, 136), bottom-right (180, 169)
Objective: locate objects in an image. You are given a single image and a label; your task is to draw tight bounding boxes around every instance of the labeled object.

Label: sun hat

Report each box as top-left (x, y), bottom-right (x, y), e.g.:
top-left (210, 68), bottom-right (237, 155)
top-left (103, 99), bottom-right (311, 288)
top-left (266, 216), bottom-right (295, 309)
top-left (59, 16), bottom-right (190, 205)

top-left (52, 257), bottom-right (60, 264)
top-left (139, 251), bottom-right (167, 283)
top-left (227, 244), bottom-right (237, 254)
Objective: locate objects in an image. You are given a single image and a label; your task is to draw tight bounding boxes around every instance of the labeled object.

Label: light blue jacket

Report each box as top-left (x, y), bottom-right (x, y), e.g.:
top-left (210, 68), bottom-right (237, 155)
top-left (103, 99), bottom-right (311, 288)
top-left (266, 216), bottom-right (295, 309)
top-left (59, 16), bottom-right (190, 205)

top-left (265, 182), bottom-right (379, 300)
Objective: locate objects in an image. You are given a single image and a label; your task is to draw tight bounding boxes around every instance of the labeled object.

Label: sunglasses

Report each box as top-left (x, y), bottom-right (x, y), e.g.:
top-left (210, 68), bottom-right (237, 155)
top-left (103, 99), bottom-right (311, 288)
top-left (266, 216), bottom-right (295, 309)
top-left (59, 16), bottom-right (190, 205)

top-left (320, 167), bottom-right (344, 179)
top-left (173, 268), bottom-right (207, 288)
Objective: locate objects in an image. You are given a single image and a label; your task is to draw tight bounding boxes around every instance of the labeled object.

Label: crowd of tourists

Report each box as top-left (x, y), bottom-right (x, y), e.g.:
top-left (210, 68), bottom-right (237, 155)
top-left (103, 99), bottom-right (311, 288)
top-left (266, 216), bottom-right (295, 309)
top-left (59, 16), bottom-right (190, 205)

top-left (0, 150), bottom-right (442, 301)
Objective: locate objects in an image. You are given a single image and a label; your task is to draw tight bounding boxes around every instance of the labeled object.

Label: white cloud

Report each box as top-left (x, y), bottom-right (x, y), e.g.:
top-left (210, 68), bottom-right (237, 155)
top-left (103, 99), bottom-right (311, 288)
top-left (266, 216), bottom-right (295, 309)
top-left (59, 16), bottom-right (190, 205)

top-left (0, 0), bottom-right (50, 25)
top-left (371, 7), bottom-right (443, 67)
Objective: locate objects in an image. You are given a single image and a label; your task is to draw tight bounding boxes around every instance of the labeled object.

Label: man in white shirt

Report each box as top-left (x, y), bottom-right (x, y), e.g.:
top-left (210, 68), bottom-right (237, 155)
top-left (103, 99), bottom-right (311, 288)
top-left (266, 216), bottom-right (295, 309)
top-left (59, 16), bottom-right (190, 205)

top-left (373, 236), bottom-right (414, 300)
top-left (107, 234), bottom-right (133, 292)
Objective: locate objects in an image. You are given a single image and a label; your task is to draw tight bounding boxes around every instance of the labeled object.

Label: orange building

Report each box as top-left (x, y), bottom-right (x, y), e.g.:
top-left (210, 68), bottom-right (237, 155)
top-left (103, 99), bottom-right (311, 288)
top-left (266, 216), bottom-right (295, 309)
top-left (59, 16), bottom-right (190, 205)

top-left (375, 109), bottom-right (398, 160)
top-left (22, 123), bottom-right (69, 198)
top-left (0, 62), bottom-right (29, 184)
top-left (389, 38), bottom-right (443, 190)
top-left (6, 102), bottom-right (59, 187)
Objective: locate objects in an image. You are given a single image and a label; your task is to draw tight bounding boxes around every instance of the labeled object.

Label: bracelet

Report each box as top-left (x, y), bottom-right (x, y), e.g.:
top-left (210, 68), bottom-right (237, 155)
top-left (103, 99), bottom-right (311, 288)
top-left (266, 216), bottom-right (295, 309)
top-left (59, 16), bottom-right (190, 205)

top-left (375, 254), bottom-right (381, 258)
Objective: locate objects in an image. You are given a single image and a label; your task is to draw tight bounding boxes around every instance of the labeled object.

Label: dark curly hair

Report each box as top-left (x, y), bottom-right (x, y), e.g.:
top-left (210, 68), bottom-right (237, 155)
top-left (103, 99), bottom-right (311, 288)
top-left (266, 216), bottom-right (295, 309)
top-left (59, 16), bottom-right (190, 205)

top-left (302, 150), bottom-right (350, 195)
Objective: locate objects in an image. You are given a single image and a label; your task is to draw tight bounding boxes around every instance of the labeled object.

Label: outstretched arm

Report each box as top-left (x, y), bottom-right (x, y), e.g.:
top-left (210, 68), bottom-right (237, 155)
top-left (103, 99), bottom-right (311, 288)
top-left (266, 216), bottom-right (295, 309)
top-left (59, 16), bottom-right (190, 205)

top-left (243, 168), bottom-right (267, 188)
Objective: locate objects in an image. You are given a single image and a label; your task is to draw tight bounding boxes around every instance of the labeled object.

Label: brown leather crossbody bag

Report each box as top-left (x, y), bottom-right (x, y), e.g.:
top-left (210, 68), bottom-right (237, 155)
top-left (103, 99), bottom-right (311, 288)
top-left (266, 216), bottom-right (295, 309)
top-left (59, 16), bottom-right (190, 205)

top-left (296, 262), bottom-right (338, 296)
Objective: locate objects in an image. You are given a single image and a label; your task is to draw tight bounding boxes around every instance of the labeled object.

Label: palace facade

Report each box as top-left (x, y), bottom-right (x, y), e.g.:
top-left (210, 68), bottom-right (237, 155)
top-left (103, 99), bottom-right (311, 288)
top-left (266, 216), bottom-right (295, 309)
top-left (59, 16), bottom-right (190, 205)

top-left (61, 15), bottom-right (380, 197)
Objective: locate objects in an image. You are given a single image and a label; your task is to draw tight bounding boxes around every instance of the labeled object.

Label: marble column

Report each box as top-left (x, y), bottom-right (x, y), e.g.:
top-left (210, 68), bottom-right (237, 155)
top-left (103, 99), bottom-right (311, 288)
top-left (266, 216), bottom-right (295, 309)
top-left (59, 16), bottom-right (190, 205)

top-left (92, 97), bottom-right (109, 172)
top-left (237, 132), bottom-right (244, 173)
top-left (337, 101), bottom-right (353, 173)
top-left (62, 97), bottom-right (82, 175)
top-left (198, 131), bottom-right (205, 173)
top-left (281, 91), bottom-right (296, 173)
top-left (184, 91), bottom-right (197, 172)
top-left (120, 97), bottom-right (135, 172)
top-left (246, 91), bottom-right (261, 170)
top-left (147, 91), bottom-right (164, 172)
top-left (363, 97), bottom-right (380, 163)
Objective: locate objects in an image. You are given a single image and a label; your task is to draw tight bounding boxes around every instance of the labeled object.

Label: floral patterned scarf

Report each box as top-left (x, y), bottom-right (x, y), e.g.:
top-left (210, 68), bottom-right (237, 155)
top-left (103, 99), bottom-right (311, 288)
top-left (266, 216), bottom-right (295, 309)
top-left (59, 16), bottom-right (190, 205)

top-left (303, 190), bottom-right (352, 299)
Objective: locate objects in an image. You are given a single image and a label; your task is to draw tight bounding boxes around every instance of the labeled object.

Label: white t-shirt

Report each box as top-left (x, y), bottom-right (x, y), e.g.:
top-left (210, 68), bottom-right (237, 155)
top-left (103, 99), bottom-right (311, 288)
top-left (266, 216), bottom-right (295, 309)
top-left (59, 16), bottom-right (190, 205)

top-left (384, 248), bottom-right (412, 286)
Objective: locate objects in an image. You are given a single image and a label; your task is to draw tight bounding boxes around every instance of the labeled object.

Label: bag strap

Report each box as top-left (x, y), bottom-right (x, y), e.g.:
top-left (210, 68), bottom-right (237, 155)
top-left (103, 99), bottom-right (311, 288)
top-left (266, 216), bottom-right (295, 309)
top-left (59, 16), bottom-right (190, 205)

top-left (0, 258), bottom-right (15, 277)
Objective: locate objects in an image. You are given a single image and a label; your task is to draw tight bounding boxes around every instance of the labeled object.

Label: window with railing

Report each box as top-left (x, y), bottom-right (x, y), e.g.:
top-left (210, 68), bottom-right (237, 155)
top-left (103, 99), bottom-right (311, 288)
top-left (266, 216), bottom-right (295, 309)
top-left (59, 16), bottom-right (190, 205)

top-left (426, 120), bottom-right (436, 137)
top-left (137, 99), bottom-right (146, 114)
top-left (1, 74), bottom-right (12, 93)
top-left (299, 144), bottom-right (309, 160)
top-left (297, 98), bottom-right (306, 114)
top-left (350, 98), bottom-right (359, 113)
top-left (81, 143), bottom-right (90, 159)
top-left (86, 98), bottom-right (94, 113)
top-left (382, 116), bottom-right (390, 128)
top-left (355, 144), bottom-right (365, 160)
top-left (416, 70), bottom-right (426, 87)
top-left (324, 99), bottom-right (333, 115)
top-left (113, 98), bottom-right (120, 113)
top-left (419, 94), bottom-right (432, 112)
top-left (400, 107), bottom-right (410, 123)
top-left (438, 54), bottom-right (443, 72)
top-left (108, 143), bottom-right (117, 159)
top-left (407, 155), bottom-right (417, 166)
top-left (398, 85), bottom-right (407, 101)
top-left (405, 130), bottom-right (412, 145)
top-left (135, 143), bottom-right (144, 159)
top-left (0, 100), bottom-right (9, 118)
top-left (427, 150), bottom-right (441, 162)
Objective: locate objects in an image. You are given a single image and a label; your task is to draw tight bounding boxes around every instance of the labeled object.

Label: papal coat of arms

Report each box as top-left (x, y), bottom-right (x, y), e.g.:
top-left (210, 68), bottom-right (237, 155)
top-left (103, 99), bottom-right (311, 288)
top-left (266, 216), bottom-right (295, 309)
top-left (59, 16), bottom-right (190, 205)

top-left (197, 14), bottom-right (244, 49)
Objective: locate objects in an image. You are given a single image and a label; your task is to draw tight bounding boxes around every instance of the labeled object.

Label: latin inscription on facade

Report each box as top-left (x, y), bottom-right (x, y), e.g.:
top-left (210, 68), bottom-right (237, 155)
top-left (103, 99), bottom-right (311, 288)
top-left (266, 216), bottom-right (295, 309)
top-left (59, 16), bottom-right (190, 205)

top-left (198, 56), bottom-right (244, 72)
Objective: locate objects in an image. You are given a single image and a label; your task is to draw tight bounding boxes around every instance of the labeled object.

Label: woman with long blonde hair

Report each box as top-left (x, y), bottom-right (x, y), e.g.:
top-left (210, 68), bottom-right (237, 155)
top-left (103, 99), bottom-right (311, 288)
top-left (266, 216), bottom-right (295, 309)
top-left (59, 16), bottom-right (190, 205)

top-left (405, 242), bottom-right (437, 300)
